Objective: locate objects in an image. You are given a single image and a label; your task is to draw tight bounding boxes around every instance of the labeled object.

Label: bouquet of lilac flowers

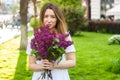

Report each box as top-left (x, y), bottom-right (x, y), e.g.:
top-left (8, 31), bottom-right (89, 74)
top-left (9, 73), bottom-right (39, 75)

top-left (30, 26), bottom-right (73, 80)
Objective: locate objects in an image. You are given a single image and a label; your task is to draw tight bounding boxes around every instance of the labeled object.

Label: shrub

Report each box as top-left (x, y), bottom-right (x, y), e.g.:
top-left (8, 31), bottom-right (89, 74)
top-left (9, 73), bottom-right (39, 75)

top-left (62, 5), bottom-right (88, 36)
top-left (107, 58), bottom-right (120, 74)
top-left (108, 35), bottom-right (120, 45)
top-left (87, 21), bottom-right (120, 34)
top-left (30, 17), bottom-right (40, 28)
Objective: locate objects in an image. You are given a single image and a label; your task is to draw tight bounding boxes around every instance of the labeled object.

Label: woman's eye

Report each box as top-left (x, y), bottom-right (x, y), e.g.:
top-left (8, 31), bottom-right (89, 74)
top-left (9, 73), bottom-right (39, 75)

top-left (44, 15), bottom-right (56, 19)
top-left (51, 15), bottom-right (56, 18)
top-left (44, 15), bottom-right (48, 18)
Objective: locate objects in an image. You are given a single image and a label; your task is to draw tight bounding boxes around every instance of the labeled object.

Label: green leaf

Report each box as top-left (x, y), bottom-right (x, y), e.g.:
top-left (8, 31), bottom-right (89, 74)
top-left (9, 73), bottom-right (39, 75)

top-left (57, 47), bottom-right (65, 55)
top-left (51, 52), bottom-right (56, 57)
top-left (53, 45), bottom-right (58, 49)
top-left (54, 38), bottom-right (60, 43)
top-left (31, 50), bottom-right (38, 58)
top-left (57, 56), bottom-right (62, 64)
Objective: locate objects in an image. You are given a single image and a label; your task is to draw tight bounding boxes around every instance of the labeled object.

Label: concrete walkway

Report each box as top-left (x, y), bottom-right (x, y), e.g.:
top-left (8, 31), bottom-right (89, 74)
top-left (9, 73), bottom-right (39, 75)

top-left (0, 25), bottom-right (33, 44)
top-left (0, 28), bottom-right (21, 44)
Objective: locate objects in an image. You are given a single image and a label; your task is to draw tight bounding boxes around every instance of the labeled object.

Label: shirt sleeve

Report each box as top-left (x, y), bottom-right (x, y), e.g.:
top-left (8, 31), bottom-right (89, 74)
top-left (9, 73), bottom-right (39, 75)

top-left (65, 34), bottom-right (76, 53)
top-left (26, 36), bottom-right (34, 55)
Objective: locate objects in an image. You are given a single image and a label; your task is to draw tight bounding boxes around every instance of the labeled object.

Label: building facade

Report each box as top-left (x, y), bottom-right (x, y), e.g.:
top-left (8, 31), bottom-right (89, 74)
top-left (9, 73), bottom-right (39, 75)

top-left (0, 0), bottom-right (19, 4)
top-left (83, 0), bottom-right (120, 21)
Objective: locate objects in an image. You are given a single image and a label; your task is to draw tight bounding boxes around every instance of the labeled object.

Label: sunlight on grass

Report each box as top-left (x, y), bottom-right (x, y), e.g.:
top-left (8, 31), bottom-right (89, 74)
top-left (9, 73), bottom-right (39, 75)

top-left (0, 35), bottom-right (32, 80)
top-left (0, 31), bottom-right (120, 80)
top-left (0, 37), bottom-right (20, 80)
top-left (69, 32), bottom-right (120, 80)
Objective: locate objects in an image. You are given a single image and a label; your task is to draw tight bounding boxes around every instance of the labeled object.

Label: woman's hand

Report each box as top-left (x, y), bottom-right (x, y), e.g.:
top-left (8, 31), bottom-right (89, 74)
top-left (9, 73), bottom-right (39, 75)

top-left (42, 59), bottom-right (54, 70)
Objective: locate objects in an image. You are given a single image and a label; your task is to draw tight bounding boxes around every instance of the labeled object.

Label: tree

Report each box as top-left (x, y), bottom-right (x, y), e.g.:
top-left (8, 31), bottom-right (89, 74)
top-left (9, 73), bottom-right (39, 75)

top-left (20, 0), bottom-right (28, 50)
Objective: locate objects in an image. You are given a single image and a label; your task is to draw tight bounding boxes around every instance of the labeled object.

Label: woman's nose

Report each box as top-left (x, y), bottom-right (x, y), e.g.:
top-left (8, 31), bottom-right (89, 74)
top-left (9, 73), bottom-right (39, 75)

top-left (48, 17), bottom-right (52, 22)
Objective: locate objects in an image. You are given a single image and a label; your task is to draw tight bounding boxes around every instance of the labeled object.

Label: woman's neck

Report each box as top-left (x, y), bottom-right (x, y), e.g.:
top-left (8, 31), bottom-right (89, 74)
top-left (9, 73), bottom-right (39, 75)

top-left (50, 27), bottom-right (56, 32)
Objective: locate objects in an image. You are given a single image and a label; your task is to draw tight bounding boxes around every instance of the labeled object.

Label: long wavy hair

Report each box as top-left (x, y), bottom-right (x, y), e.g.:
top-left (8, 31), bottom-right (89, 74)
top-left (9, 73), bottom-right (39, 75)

top-left (40, 2), bottom-right (68, 34)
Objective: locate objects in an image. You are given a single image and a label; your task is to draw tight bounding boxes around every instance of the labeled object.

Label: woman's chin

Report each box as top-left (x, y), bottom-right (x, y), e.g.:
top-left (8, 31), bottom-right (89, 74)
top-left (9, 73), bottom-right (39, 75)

top-left (48, 26), bottom-right (53, 29)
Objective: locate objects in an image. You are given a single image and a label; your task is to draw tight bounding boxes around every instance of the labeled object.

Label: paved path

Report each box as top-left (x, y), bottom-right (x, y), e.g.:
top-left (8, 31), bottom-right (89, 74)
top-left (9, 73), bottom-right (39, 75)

top-left (0, 25), bottom-right (33, 44)
top-left (0, 28), bottom-right (20, 44)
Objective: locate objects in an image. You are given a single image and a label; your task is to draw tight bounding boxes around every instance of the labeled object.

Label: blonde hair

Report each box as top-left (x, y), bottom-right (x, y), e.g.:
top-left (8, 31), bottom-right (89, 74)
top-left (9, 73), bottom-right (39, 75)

top-left (40, 3), bottom-right (68, 34)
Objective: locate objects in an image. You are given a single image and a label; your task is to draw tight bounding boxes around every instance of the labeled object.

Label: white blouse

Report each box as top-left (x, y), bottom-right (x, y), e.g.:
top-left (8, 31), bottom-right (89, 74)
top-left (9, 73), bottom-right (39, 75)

top-left (26, 35), bottom-right (76, 80)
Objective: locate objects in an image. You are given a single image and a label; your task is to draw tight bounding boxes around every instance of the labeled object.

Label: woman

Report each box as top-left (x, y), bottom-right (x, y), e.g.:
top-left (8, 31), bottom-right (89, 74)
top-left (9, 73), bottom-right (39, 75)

top-left (26, 2), bottom-right (76, 80)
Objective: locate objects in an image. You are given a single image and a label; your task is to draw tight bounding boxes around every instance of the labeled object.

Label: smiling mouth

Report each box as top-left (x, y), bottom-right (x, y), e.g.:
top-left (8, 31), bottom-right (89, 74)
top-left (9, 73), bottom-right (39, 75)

top-left (47, 24), bottom-right (51, 27)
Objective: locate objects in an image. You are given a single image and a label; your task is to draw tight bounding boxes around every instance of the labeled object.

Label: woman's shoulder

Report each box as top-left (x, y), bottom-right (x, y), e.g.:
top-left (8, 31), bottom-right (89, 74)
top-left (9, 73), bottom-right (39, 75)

top-left (65, 32), bottom-right (72, 40)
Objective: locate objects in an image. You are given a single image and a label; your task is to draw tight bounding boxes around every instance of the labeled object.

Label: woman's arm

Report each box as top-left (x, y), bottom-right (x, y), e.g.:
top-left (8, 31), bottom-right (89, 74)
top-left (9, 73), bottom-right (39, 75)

top-left (54, 52), bottom-right (76, 69)
top-left (28, 55), bottom-right (54, 71)
top-left (28, 55), bottom-right (44, 71)
top-left (28, 52), bottom-right (76, 71)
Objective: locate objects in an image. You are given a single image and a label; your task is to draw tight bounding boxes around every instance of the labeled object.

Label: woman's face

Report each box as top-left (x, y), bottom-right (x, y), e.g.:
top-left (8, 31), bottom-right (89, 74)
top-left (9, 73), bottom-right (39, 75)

top-left (43, 9), bottom-right (57, 30)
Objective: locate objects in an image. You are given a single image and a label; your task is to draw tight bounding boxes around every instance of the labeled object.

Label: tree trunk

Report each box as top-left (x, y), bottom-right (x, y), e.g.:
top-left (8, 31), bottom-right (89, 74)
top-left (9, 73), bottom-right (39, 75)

top-left (20, 0), bottom-right (28, 50)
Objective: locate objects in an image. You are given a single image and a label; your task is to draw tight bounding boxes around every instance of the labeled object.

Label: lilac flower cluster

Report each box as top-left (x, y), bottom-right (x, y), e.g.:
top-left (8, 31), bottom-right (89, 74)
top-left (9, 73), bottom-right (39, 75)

top-left (31, 26), bottom-right (56, 59)
top-left (30, 26), bottom-right (73, 61)
top-left (57, 34), bottom-right (73, 49)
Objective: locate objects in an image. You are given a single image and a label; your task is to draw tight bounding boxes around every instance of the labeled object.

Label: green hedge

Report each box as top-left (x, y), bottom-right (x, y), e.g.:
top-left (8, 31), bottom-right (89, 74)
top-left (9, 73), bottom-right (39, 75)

top-left (84, 20), bottom-right (120, 34)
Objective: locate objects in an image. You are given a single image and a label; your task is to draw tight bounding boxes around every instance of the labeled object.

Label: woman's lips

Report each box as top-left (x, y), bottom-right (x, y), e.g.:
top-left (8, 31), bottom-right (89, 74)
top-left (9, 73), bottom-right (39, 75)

top-left (46, 24), bottom-right (51, 27)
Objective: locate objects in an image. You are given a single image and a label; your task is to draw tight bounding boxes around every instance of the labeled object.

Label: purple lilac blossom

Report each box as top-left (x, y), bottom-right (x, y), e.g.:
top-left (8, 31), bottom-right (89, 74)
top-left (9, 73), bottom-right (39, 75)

top-left (30, 26), bottom-right (73, 60)
top-left (57, 34), bottom-right (73, 49)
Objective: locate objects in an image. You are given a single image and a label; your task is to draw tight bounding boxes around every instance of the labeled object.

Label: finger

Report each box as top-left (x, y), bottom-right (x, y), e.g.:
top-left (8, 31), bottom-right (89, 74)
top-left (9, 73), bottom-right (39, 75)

top-left (43, 59), bottom-right (49, 62)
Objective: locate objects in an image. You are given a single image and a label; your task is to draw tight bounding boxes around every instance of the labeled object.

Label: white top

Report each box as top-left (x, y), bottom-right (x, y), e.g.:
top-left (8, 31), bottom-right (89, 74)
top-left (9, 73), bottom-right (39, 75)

top-left (26, 35), bottom-right (76, 80)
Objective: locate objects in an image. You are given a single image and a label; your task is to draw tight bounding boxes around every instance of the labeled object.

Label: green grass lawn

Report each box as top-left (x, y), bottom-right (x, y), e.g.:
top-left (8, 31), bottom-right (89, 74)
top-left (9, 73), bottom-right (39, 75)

top-left (0, 31), bottom-right (120, 80)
